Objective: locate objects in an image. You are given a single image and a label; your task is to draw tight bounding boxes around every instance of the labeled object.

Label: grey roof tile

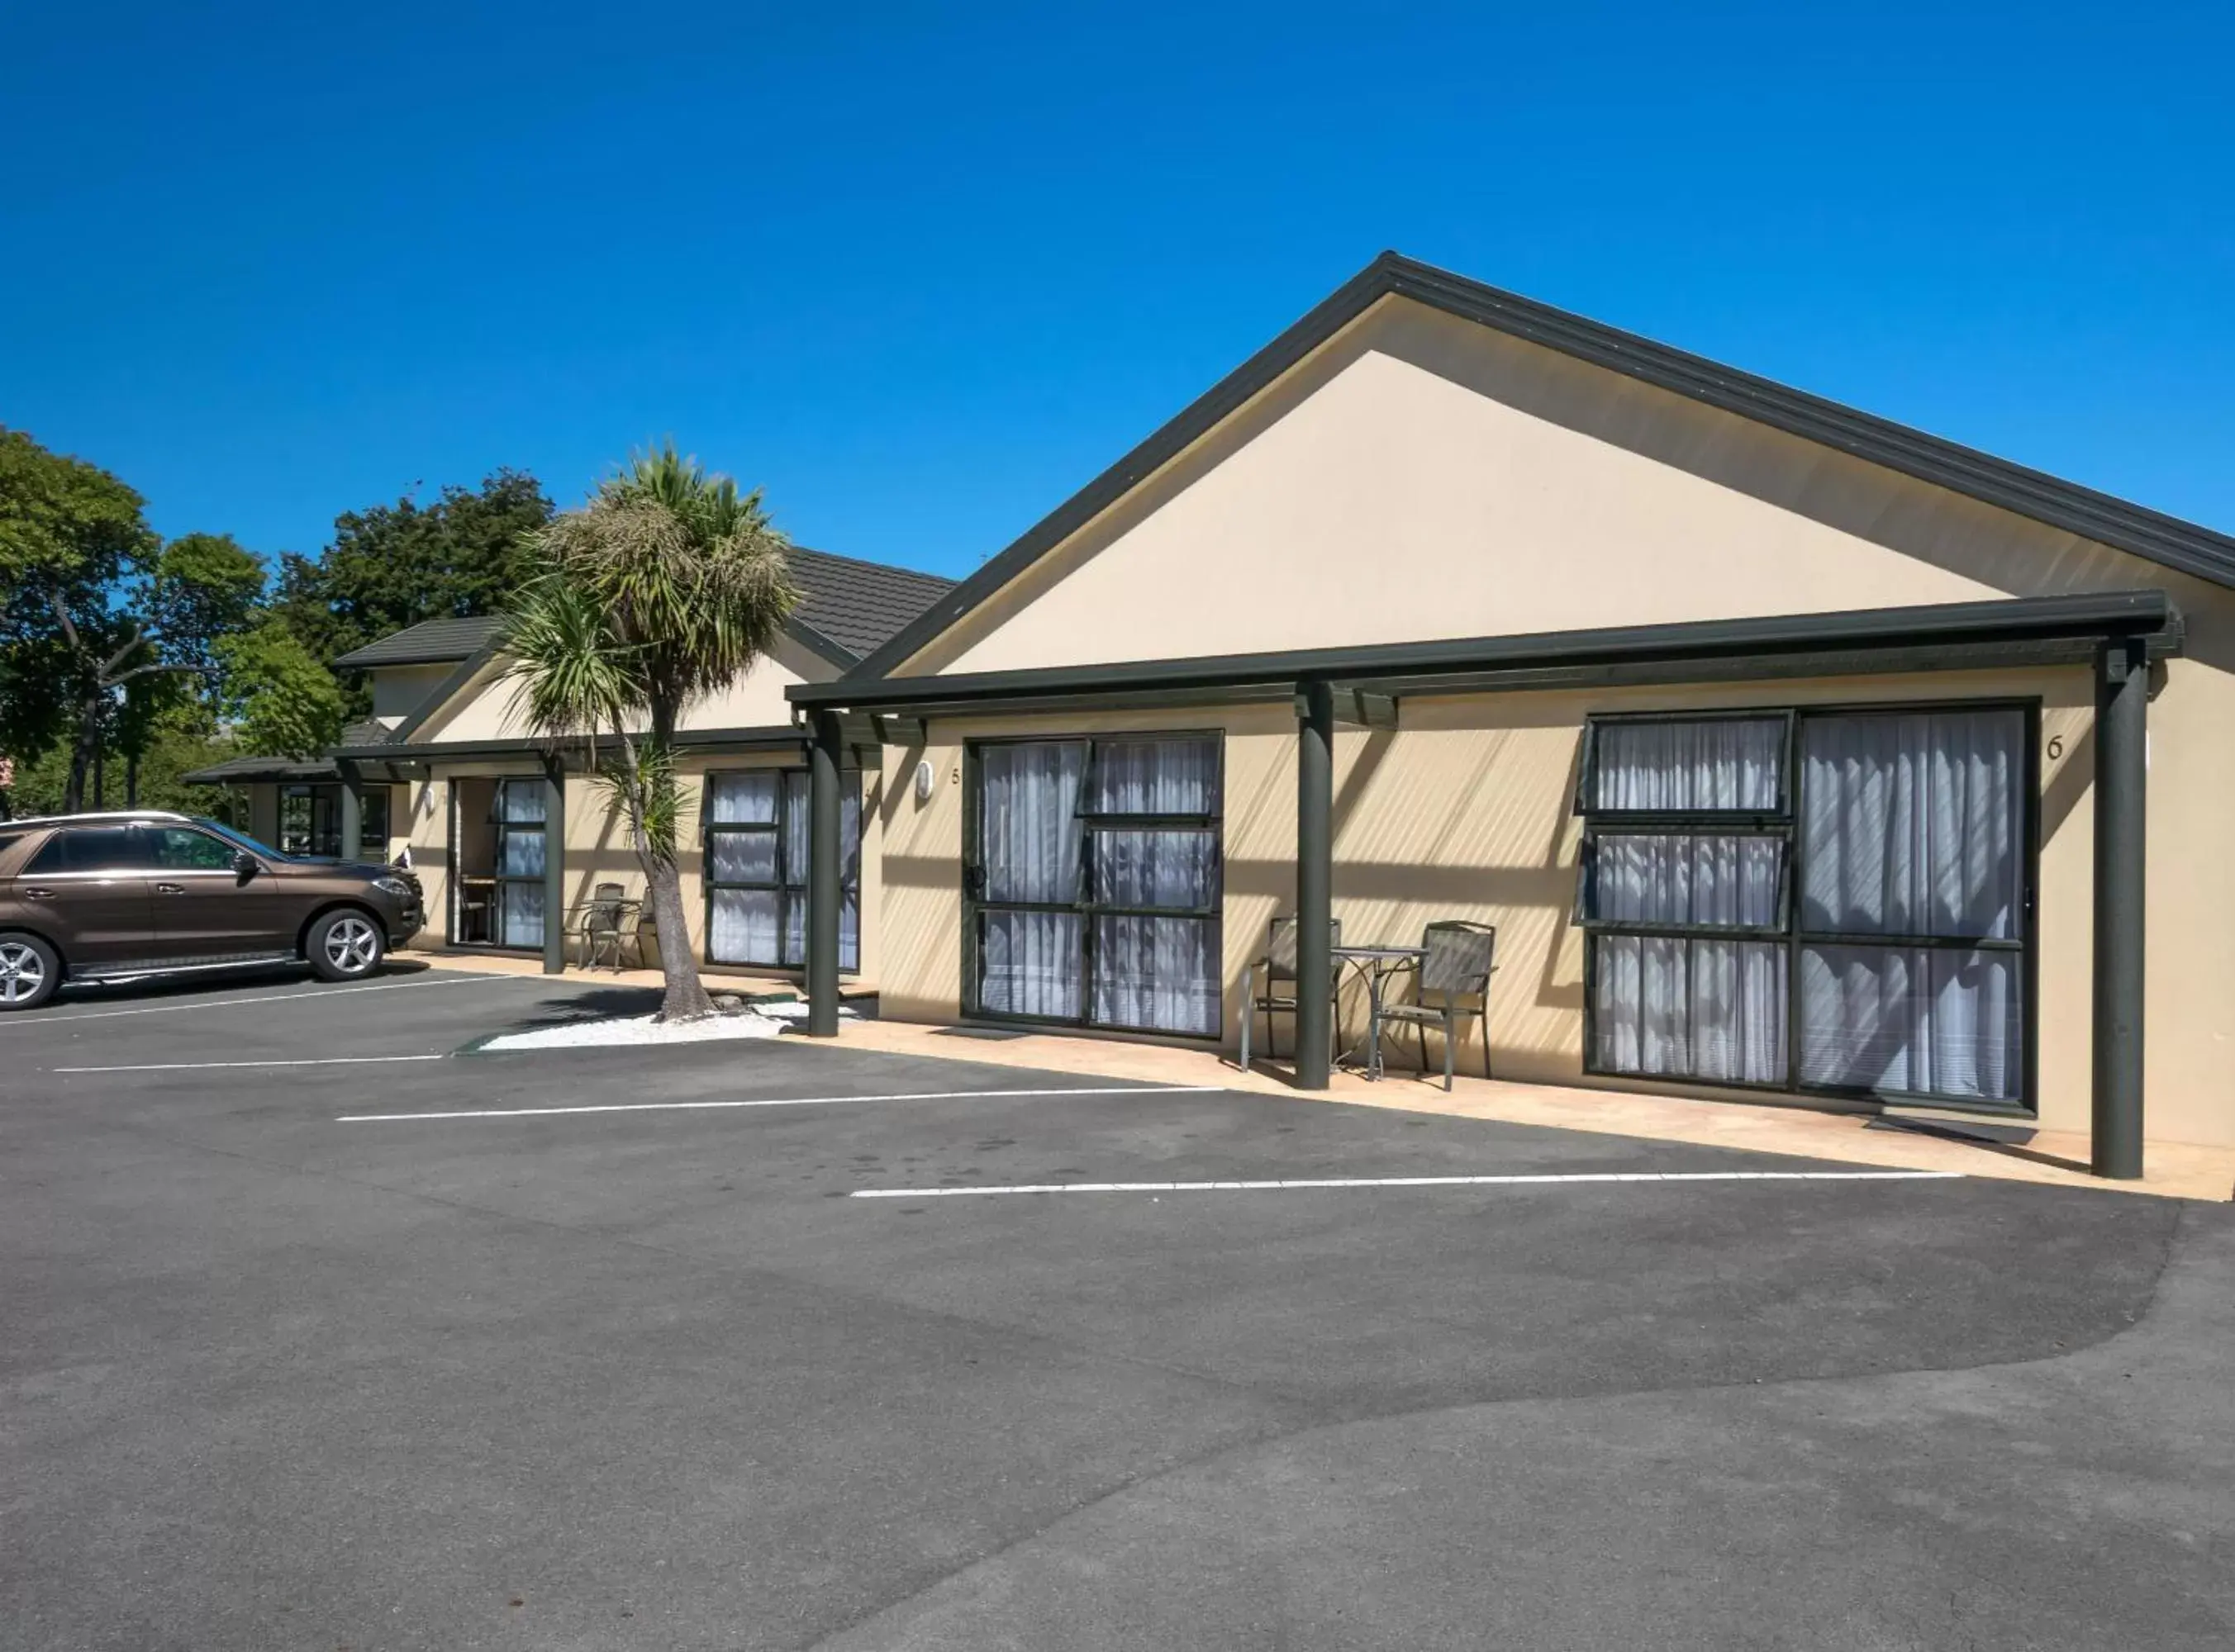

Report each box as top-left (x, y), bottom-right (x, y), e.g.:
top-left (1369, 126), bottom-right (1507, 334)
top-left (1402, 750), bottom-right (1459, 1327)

top-left (333, 615), bottom-right (505, 669)
top-left (332, 548), bottom-right (953, 672)
top-left (786, 547), bottom-right (956, 658)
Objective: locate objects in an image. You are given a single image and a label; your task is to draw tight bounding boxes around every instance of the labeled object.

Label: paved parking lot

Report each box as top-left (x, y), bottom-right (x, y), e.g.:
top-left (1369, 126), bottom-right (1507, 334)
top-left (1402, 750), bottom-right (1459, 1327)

top-left (4, 965), bottom-right (2231, 1650)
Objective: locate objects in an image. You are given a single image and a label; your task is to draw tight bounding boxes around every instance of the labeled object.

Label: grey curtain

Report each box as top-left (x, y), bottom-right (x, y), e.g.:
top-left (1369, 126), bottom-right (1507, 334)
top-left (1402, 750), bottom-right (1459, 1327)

top-left (1587, 745), bottom-right (1789, 1085)
top-left (1796, 710), bottom-right (2024, 1099)
top-left (706, 771), bottom-right (860, 971)
top-left (1592, 934), bottom-right (1786, 1083)
top-left (1592, 833), bottom-right (1781, 928)
top-left (977, 743), bottom-right (1087, 1018)
top-left (781, 771), bottom-right (860, 971)
top-left (1088, 738), bottom-right (1220, 1035)
top-left (1593, 718), bottom-right (1785, 813)
top-left (497, 780), bottom-right (545, 947)
top-left (976, 738), bottom-right (1221, 1032)
top-left (707, 773), bottom-right (780, 965)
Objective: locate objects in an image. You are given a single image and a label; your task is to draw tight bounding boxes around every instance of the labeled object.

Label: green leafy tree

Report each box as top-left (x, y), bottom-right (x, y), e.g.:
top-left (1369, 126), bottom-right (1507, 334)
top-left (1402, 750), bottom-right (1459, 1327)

top-left (501, 444), bottom-right (797, 1021)
top-left (0, 428), bottom-right (188, 812)
top-left (276, 470), bottom-right (553, 711)
top-left (214, 620), bottom-right (347, 759)
top-left (4, 699), bottom-right (234, 820)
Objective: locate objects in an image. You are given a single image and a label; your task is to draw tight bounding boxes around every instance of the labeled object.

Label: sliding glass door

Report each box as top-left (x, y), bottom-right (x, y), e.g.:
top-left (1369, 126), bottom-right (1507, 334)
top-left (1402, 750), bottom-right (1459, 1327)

top-left (493, 779), bottom-right (547, 949)
top-left (966, 735), bottom-right (1222, 1037)
top-left (1576, 703), bottom-right (2033, 1109)
top-left (703, 770), bottom-right (860, 971)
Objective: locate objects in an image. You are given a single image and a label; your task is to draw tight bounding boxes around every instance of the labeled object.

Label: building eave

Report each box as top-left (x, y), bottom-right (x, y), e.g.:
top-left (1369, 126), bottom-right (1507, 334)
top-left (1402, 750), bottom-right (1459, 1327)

top-left (844, 253), bottom-right (2235, 682)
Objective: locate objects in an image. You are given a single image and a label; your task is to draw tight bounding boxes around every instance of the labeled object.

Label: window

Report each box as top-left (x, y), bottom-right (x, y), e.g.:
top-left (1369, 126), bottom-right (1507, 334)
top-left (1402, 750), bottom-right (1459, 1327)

top-left (279, 784), bottom-right (335, 857)
top-left (26, 826), bottom-right (156, 874)
top-left (361, 787), bottom-right (391, 852)
top-left (493, 780), bottom-right (547, 948)
top-left (147, 827), bottom-right (239, 871)
top-left (966, 734), bottom-right (1222, 1037)
top-left (703, 770), bottom-right (861, 971)
top-left (1576, 705), bottom-right (2031, 1108)
top-left (1793, 709), bottom-right (2028, 1103)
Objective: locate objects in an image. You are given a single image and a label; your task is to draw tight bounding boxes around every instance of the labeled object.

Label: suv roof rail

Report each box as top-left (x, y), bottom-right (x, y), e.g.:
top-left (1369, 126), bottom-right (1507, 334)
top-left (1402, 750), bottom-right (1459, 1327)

top-left (1, 809), bottom-right (194, 827)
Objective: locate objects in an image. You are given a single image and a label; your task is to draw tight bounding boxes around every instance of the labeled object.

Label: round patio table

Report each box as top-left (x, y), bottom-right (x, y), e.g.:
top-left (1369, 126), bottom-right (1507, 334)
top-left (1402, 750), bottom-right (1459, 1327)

top-left (1330, 944), bottom-right (1427, 1080)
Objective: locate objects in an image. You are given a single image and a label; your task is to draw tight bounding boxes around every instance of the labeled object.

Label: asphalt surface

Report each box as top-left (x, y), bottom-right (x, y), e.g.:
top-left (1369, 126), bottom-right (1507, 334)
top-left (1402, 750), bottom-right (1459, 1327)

top-left (2, 963), bottom-right (2228, 1650)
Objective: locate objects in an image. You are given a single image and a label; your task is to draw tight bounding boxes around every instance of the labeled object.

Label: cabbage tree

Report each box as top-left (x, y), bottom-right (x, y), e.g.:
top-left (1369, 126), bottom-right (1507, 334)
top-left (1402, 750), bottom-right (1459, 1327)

top-left (502, 444), bottom-right (797, 1021)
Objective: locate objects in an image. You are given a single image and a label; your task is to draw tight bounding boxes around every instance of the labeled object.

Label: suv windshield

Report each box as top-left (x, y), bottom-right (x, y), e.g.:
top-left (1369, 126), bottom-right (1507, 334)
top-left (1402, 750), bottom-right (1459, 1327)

top-left (195, 818), bottom-right (292, 862)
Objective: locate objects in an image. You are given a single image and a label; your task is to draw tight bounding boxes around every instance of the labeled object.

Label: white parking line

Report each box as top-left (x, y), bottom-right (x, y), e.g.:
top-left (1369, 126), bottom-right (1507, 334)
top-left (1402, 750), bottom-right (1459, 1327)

top-left (852, 1170), bottom-right (1966, 1197)
top-left (337, 1085), bottom-right (1224, 1123)
top-left (7, 972), bottom-right (534, 1026)
top-left (57, 1055), bottom-right (450, 1073)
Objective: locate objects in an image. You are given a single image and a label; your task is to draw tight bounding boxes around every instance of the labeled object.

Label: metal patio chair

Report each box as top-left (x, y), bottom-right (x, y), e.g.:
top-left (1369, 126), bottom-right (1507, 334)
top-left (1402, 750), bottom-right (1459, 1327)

top-left (573, 882), bottom-right (644, 971)
top-left (1368, 920), bottom-right (1497, 1090)
top-left (1238, 914), bottom-right (1343, 1072)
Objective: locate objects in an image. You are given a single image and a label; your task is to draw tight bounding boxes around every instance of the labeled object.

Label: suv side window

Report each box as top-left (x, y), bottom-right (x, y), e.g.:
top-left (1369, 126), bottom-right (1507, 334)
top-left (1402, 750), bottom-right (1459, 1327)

top-left (147, 827), bottom-right (240, 871)
top-left (23, 827), bottom-right (158, 874)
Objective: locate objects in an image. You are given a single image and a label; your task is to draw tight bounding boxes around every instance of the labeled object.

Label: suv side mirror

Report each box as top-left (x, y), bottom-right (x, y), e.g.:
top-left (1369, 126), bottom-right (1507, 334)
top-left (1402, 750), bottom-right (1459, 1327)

top-left (234, 851), bottom-right (262, 880)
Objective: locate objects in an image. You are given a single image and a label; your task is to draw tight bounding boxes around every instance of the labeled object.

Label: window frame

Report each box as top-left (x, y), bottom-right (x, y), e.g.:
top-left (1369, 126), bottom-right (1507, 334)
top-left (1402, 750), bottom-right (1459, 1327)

top-left (700, 767), bottom-right (863, 974)
top-left (1575, 698), bottom-right (2040, 1115)
top-left (483, 777), bottom-right (549, 952)
top-left (26, 824), bottom-right (156, 875)
top-left (961, 731), bottom-right (1226, 1038)
top-left (144, 823), bottom-right (243, 872)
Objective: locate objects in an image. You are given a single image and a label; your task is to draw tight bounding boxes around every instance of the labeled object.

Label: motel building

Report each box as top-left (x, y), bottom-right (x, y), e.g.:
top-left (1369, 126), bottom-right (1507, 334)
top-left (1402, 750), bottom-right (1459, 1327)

top-left (202, 255), bottom-right (2235, 1180)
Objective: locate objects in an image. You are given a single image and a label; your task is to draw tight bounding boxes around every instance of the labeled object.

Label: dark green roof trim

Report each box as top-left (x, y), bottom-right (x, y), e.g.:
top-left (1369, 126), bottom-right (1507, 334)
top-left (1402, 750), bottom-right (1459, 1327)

top-left (180, 755), bottom-right (345, 785)
top-left (846, 252), bottom-right (2235, 681)
top-left (384, 638), bottom-right (509, 744)
top-left (784, 615), bottom-right (858, 672)
top-left (329, 725), bottom-right (815, 768)
top-left (793, 590), bottom-right (2179, 714)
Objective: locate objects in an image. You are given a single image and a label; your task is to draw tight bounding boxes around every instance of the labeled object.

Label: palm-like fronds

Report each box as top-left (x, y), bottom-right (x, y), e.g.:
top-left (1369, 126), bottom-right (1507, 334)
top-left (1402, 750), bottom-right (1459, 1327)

top-left (495, 442), bottom-right (799, 1023)
top-left (533, 442), bottom-right (800, 717)
top-left (592, 737), bottom-right (691, 864)
top-left (497, 577), bottom-right (643, 758)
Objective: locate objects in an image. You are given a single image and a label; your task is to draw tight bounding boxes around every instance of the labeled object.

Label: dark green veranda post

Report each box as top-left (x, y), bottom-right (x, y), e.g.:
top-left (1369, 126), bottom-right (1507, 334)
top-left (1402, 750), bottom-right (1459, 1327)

top-left (2091, 635), bottom-right (2148, 1179)
top-left (542, 762), bottom-right (566, 976)
top-left (1294, 677), bottom-right (1335, 1089)
top-left (337, 761), bottom-right (364, 864)
top-left (806, 711), bottom-right (844, 1037)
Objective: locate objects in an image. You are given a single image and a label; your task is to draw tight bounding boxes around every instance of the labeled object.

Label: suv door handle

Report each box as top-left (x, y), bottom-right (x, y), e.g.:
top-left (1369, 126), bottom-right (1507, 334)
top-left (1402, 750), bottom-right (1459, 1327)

top-left (154, 882), bottom-right (186, 895)
top-left (20, 887), bottom-right (53, 900)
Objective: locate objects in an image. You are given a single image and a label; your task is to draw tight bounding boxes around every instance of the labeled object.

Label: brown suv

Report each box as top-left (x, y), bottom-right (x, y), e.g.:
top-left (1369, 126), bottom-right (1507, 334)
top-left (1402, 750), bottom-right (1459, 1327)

top-left (0, 811), bottom-right (424, 1011)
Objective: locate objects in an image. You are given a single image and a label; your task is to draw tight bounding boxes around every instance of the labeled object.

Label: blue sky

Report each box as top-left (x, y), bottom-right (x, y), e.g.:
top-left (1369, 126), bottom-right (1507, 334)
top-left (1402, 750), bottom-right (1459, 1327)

top-left (6, 2), bottom-right (2232, 580)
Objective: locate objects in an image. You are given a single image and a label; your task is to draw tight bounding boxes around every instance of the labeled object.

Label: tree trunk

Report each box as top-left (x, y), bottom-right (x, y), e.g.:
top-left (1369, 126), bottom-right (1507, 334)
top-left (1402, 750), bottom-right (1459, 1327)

top-left (629, 698), bottom-right (712, 1022)
top-left (642, 852), bottom-right (714, 1022)
top-left (64, 698), bottom-right (98, 814)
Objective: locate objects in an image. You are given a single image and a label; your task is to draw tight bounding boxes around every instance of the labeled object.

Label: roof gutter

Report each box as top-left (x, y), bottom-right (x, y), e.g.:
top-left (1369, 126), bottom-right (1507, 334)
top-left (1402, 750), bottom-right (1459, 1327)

top-left (789, 590), bottom-right (2180, 716)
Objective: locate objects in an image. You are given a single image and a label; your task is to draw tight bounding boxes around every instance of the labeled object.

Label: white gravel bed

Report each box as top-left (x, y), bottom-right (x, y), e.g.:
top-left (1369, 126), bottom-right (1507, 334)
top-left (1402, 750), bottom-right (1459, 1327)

top-left (478, 999), bottom-right (854, 1051)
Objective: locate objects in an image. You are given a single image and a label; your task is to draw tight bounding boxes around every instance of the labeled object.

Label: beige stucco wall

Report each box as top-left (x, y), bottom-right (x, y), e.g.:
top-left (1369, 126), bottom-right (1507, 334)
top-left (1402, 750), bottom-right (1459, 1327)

top-left (384, 631), bottom-right (850, 961)
top-left (397, 753), bottom-right (884, 983)
top-left (876, 657), bottom-right (2233, 1150)
top-left (905, 297), bottom-right (2199, 676)
top-left (411, 640), bottom-right (816, 745)
top-left (865, 289), bottom-right (2235, 1151)
top-left (369, 662), bottom-right (454, 724)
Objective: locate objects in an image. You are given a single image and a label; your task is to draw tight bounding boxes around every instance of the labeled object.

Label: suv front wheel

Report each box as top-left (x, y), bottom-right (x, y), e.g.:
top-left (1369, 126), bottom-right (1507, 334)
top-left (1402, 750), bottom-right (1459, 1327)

top-left (307, 909), bottom-right (386, 983)
top-left (0, 933), bottom-right (61, 1011)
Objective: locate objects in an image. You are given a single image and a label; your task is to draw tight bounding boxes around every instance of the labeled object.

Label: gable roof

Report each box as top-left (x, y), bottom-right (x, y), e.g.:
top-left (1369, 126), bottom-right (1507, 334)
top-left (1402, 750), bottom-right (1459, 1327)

top-left (848, 251), bottom-right (2235, 681)
top-left (330, 547), bottom-right (957, 675)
